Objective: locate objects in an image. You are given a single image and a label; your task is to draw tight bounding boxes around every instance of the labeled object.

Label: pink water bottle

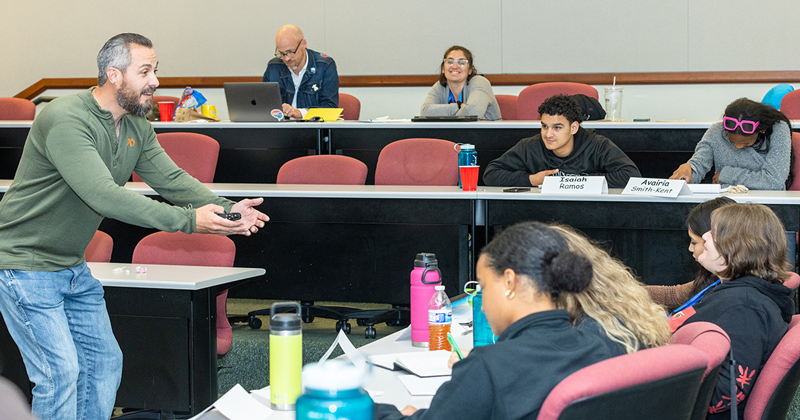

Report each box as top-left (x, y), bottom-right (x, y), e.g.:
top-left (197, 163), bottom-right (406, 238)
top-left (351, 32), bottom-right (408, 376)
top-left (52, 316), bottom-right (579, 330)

top-left (410, 253), bottom-right (441, 347)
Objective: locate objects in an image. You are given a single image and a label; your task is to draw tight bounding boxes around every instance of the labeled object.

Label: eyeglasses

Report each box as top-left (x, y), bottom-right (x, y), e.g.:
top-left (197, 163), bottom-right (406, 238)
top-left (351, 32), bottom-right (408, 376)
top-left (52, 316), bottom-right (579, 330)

top-left (722, 116), bottom-right (760, 134)
top-left (274, 39), bottom-right (304, 58)
top-left (444, 58), bottom-right (469, 67)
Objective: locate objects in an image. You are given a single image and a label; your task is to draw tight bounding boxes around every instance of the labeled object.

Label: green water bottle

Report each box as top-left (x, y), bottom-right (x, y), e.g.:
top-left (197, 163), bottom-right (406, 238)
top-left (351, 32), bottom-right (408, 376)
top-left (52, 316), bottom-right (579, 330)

top-left (269, 302), bottom-right (302, 410)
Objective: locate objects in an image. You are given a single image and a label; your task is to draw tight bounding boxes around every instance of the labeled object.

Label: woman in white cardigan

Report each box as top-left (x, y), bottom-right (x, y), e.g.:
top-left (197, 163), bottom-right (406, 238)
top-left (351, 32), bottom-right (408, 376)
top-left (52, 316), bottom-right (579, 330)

top-left (419, 45), bottom-right (502, 120)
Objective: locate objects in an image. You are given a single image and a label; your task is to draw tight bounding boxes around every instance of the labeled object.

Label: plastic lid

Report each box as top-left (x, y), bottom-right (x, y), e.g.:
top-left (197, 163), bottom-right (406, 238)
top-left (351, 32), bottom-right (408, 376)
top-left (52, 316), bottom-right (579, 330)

top-left (414, 253), bottom-right (438, 267)
top-left (460, 144), bottom-right (475, 150)
top-left (435, 285), bottom-right (445, 291)
top-left (302, 360), bottom-right (364, 391)
top-left (270, 313), bottom-right (301, 331)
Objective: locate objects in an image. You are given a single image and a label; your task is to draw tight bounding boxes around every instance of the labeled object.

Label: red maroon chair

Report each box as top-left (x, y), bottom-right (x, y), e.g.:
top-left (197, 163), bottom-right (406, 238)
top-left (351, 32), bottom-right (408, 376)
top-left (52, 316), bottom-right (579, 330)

top-left (132, 231), bottom-right (236, 356)
top-left (536, 345), bottom-right (707, 420)
top-left (339, 93), bottom-right (361, 120)
top-left (132, 132), bottom-right (220, 183)
top-left (744, 315), bottom-right (800, 420)
top-left (517, 82), bottom-right (598, 120)
top-left (672, 322), bottom-right (731, 420)
top-left (495, 94), bottom-right (518, 120)
top-left (277, 155), bottom-right (367, 185)
top-left (85, 230), bottom-right (114, 263)
top-left (0, 98), bottom-right (36, 120)
top-left (779, 90), bottom-right (800, 120)
top-left (375, 138), bottom-right (459, 186)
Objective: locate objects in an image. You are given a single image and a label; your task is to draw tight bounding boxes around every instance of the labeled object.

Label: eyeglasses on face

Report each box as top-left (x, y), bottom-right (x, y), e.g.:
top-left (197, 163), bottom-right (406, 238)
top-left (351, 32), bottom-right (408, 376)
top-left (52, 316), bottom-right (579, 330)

top-left (722, 116), bottom-right (760, 134)
top-left (275, 39), bottom-right (304, 58)
top-left (444, 58), bottom-right (469, 67)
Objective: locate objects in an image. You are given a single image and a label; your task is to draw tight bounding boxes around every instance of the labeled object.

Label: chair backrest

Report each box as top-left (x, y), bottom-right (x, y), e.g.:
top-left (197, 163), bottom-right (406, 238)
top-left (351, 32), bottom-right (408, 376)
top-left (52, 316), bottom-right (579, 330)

top-left (744, 315), bottom-right (800, 420)
top-left (784, 272), bottom-right (800, 290)
top-left (495, 94), bottom-right (518, 120)
top-left (339, 93), bottom-right (361, 120)
top-left (0, 98), bottom-right (36, 120)
top-left (517, 82), bottom-right (599, 120)
top-left (85, 230), bottom-right (114, 263)
top-left (277, 155), bottom-right (368, 185)
top-left (374, 138), bottom-right (458, 186)
top-left (788, 133), bottom-right (800, 191)
top-left (536, 344), bottom-right (708, 420)
top-left (132, 231), bottom-right (235, 267)
top-left (153, 95), bottom-right (181, 107)
top-left (132, 132), bottom-right (220, 183)
top-left (780, 90), bottom-right (800, 120)
top-left (762, 84), bottom-right (794, 110)
top-left (671, 322), bottom-right (731, 420)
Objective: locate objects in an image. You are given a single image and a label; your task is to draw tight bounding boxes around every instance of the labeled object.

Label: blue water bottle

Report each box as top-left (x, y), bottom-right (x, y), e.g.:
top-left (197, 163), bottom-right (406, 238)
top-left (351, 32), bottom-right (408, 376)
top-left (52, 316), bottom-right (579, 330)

top-left (296, 360), bottom-right (373, 420)
top-left (456, 143), bottom-right (477, 187)
top-left (472, 288), bottom-right (496, 347)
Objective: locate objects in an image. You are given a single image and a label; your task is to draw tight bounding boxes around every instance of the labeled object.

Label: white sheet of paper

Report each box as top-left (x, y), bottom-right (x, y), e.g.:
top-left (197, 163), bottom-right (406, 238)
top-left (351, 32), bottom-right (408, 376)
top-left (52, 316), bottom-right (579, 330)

top-left (397, 375), bottom-right (451, 396)
top-left (688, 183), bottom-right (723, 194)
top-left (318, 329), bottom-right (366, 370)
top-left (214, 384), bottom-right (273, 420)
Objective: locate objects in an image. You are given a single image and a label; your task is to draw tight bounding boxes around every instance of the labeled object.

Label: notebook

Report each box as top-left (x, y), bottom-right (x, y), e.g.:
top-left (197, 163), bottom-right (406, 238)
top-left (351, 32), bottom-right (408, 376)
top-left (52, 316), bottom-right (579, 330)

top-left (224, 82), bottom-right (285, 122)
top-left (411, 115), bottom-right (478, 122)
top-left (303, 108), bottom-right (344, 122)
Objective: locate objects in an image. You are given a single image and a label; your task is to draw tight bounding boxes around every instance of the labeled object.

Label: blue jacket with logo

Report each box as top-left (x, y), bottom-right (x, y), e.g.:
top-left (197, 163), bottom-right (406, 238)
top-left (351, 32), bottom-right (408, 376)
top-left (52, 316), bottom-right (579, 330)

top-left (262, 48), bottom-right (339, 109)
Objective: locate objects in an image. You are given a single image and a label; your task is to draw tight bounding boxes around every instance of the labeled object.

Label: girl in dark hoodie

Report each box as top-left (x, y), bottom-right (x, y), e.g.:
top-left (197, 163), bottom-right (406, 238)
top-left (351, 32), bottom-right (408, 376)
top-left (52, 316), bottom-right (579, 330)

top-left (669, 203), bottom-right (795, 419)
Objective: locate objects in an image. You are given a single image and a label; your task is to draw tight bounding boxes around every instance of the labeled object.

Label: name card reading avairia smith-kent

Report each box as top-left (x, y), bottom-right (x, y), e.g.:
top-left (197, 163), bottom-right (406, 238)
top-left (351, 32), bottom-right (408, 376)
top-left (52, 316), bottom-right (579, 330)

top-left (541, 176), bottom-right (608, 195)
top-left (621, 178), bottom-right (692, 198)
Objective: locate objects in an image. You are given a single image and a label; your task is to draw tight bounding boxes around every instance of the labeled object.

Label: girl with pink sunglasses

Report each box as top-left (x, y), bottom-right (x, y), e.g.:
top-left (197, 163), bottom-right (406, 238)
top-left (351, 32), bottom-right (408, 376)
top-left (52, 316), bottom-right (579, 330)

top-left (670, 98), bottom-right (791, 189)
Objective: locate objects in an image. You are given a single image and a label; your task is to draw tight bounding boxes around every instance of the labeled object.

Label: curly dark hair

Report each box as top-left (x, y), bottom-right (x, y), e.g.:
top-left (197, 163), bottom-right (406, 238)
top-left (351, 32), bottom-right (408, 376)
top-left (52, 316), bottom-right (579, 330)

top-left (438, 45), bottom-right (477, 87)
top-left (537, 94), bottom-right (584, 124)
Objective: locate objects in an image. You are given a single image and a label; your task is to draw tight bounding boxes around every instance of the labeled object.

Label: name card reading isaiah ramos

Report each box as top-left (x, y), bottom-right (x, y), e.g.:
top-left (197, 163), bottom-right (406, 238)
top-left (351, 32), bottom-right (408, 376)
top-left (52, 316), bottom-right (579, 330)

top-left (622, 177), bottom-right (692, 198)
top-left (541, 176), bottom-right (608, 195)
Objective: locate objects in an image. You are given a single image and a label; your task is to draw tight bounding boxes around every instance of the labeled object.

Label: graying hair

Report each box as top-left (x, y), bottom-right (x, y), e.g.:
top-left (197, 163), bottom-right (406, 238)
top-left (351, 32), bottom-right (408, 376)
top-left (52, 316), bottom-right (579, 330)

top-left (97, 33), bottom-right (153, 86)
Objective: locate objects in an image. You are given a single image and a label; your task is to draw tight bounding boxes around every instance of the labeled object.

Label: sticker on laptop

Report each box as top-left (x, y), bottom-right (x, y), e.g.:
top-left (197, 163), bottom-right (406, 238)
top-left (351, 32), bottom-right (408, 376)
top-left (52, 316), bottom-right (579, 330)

top-left (271, 109), bottom-right (284, 121)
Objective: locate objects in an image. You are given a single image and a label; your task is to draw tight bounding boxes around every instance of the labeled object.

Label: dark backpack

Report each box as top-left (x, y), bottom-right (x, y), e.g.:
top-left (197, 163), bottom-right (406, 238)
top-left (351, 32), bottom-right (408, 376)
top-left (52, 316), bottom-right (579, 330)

top-left (571, 94), bottom-right (606, 121)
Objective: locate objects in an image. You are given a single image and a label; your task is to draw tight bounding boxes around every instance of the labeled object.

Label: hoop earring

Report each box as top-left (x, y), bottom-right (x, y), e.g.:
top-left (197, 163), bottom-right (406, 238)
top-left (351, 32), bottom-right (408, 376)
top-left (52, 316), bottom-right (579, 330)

top-left (504, 290), bottom-right (515, 300)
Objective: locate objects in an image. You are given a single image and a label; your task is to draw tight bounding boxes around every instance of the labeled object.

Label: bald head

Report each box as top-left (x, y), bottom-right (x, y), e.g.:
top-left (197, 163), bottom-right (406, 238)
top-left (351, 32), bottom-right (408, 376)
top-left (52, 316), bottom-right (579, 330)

top-left (276, 24), bottom-right (304, 45)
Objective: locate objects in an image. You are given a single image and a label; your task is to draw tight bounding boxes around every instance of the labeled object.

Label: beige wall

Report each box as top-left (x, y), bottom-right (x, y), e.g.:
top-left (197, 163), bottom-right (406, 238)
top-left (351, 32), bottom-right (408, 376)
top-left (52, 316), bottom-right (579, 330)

top-left (4, 1), bottom-right (799, 120)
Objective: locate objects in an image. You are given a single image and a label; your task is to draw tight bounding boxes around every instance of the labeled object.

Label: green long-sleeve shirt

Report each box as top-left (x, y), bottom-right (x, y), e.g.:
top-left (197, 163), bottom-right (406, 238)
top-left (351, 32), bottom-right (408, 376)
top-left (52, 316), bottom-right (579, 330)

top-left (0, 88), bottom-right (234, 271)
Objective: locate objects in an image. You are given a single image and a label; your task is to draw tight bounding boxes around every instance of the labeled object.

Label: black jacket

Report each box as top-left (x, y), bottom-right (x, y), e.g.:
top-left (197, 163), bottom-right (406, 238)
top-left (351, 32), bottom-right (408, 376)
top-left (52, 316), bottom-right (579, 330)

top-left (483, 127), bottom-right (640, 188)
top-left (375, 310), bottom-right (611, 420)
top-left (674, 276), bottom-right (794, 419)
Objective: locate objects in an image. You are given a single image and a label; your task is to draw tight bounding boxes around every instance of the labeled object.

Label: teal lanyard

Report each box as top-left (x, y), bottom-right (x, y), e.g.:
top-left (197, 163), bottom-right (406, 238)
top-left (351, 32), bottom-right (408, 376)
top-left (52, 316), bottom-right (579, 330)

top-left (448, 89), bottom-right (464, 104)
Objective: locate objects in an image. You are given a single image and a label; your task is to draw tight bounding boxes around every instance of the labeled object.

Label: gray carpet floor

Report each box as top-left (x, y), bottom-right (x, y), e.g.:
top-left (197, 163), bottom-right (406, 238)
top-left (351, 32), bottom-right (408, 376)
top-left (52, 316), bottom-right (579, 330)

top-left (219, 299), bottom-right (405, 394)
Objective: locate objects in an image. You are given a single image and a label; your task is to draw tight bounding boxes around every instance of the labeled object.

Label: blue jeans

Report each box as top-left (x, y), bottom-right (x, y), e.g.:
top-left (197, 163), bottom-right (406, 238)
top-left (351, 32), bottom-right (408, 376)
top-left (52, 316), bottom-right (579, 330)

top-left (0, 262), bottom-right (122, 420)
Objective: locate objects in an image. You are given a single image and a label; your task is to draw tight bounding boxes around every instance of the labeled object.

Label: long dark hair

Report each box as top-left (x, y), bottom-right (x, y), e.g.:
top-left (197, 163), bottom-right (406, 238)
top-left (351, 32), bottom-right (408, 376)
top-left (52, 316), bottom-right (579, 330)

top-left (723, 98), bottom-right (790, 154)
top-left (438, 45), bottom-right (477, 87)
top-left (687, 197), bottom-right (735, 293)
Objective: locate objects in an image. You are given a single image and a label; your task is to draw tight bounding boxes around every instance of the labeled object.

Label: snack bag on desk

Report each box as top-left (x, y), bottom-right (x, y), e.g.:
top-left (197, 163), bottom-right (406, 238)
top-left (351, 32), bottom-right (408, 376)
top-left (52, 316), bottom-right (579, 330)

top-left (175, 87), bottom-right (219, 122)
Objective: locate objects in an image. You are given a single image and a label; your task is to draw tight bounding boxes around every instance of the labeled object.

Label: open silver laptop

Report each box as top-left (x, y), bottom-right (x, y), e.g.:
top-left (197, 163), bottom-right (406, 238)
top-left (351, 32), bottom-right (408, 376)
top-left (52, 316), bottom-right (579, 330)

top-left (224, 82), bottom-right (285, 122)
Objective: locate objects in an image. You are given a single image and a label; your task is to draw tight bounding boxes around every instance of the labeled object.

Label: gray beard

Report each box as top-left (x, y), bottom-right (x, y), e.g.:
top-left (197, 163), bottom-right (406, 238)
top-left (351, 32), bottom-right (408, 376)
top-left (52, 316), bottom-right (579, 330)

top-left (116, 89), bottom-right (152, 118)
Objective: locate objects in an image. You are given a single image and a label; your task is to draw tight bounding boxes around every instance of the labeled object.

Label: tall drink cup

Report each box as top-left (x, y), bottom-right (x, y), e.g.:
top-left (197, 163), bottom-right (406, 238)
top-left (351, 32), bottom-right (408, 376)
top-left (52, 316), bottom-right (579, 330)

top-left (410, 253), bottom-right (441, 347)
top-left (604, 87), bottom-right (623, 121)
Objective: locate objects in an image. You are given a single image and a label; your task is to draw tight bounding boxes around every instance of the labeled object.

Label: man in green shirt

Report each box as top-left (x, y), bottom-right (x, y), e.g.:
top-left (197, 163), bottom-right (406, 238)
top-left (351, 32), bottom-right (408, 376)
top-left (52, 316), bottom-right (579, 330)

top-left (0, 33), bottom-right (269, 420)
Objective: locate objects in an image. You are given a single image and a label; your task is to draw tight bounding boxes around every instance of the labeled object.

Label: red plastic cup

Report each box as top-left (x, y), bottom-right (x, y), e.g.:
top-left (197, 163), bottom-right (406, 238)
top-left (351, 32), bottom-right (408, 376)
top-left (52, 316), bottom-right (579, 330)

top-left (158, 101), bottom-right (175, 122)
top-left (459, 166), bottom-right (479, 191)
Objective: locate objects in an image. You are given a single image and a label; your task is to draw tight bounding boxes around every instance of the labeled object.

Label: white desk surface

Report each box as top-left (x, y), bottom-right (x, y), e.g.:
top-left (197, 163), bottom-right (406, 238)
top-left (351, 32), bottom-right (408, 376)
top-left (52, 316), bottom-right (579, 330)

top-left (476, 186), bottom-right (800, 205)
top-left (87, 262), bottom-right (265, 290)
top-left (9, 120), bottom-right (800, 130)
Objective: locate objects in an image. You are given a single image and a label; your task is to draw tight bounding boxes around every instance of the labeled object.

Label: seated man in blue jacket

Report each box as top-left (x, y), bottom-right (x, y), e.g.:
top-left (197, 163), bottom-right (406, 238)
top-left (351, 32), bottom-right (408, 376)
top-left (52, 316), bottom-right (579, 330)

top-left (262, 24), bottom-right (339, 119)
top-left (484, 94), bottom-right (640, 188)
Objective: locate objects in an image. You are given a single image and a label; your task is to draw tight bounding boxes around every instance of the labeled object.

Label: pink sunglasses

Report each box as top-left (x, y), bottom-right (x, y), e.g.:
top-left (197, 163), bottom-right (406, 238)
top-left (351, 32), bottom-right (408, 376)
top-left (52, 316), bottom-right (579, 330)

top-left (722, 116), bottom-right (760, 134)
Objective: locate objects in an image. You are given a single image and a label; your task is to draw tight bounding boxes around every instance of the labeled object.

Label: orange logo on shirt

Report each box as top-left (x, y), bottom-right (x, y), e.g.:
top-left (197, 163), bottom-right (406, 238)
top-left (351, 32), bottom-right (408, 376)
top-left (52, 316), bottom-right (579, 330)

top-left (127, 138), bottom-right (135, 146)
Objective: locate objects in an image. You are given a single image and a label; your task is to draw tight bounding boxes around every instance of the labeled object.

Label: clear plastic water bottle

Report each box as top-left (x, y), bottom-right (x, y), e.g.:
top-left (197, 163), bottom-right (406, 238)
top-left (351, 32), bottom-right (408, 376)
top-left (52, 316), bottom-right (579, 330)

top-left (296, 360), bottom-right (373, 420)
top-left (428, 285), bottom-right (452, 351)
top-left (456, 143), bottom-right (477, 187)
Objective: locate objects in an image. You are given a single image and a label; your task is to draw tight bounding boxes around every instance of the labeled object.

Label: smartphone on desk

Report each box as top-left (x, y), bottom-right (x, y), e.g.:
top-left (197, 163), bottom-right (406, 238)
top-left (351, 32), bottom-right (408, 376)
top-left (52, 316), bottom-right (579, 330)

top-left (503, 187), bottom-right (531, 193)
